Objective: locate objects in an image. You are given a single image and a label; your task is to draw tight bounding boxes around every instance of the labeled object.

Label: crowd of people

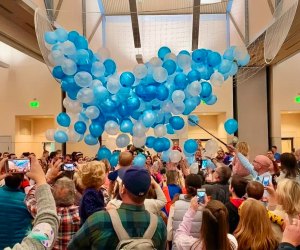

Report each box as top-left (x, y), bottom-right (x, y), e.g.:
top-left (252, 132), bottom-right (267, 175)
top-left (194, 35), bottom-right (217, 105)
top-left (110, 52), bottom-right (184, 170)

top-left (0, 143), bottom-right (300, 250)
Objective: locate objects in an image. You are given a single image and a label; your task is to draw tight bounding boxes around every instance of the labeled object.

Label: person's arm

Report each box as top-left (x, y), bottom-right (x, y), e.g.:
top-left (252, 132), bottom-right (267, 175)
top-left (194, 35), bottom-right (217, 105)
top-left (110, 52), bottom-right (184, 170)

top-left (25, 185), bottom-right (38, 217)
top-left (152, 177), bottom-right (167, 209)
top-left (167, 205), bottom-right (175, 241)
top-left (8, 158), bottom-right (59, 250)
top-left (236, 152), bottom-right (257, 177)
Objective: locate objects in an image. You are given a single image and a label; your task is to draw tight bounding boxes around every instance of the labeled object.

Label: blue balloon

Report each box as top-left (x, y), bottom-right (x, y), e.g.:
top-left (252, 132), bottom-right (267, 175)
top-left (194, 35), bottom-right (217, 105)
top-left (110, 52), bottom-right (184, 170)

top-left (166, 123), bottom-right (175, 134)
top-left (89, 122), bottom-right (104, 137)
top-left (179, 50), bottom-right (190, 56)
top-left (161, 137), bottom-right (171, 151)
top-left (158, 46), bottom-right (171, 60)
top-left (153, 138), bottom-right (165, 152)
top-left (146, 136), bottom-right (156, 148)
top-left (84, 134), bottom-right (98, 145)
top-left (162, 59), bottom-right (177, 75)
top-left (200, 82), bottom-right (212, 98)
top-left (229, 62), bottom-right (238, 76)
top-left (238, 54), bottom-right (250, 66)
top-left (74, 35), bottom-right (88, 49)
top-left (187, 70), bottom-right (200, 83)
top-left (187, 155), bottom-right (195, 165)
top-left (52, 66), bottom-right (65, 79)
top-left (218, 59), bottom-right (233, 74)
top-left (143, 85), bottom-right (157, 102)
top-left (184, 139), bottom-right (198, 154)
top-left (174, 73), bottom-right (188, 90)
top-left (54, 130), bottom-right (68, 143)
top-left (118, 103), bottom-right (129, 117)
top-left (169, 116), bottom-right (185, 130)
top-left (142, 110), bottom-right (156, 128)
top-left (183, 98), bottom-right (197, 115)
top-left (133, 153), bottom-right (146, 167)
top-left (207, 51), bottom-right (222, 67)
top-left (120, 119), bottom-right (133, 133)
top-left (76, 49), bottom-right (90, 65)
top-left (120, 72), bottom-right (135, 87)
top-left (68, 31), bottom-right (80, 43)
top-left (157, 85), bottom-right (169, 101)
top-left (104, 59), bottom-right (116, 75)
top-left (192, 49), bottom-right (207, 63)
top-left (110, 152), bottom-right (120, 167)
top-left (97, 147), bottom-right (112, 160)
top-left (188, 115), bottom-right (199, 126)
top-left (74, 121), bottom-right (87, 134)
top-left (126, 96), bottom-right (140, 111)
top-left (56, 113), bottom-right (71, 127)
top-left (224, 119), bottom-right (238, 135)
top-left (101, 98), bottom-right (116, 113)
top-left (197, 64), bottom-right (214, 80)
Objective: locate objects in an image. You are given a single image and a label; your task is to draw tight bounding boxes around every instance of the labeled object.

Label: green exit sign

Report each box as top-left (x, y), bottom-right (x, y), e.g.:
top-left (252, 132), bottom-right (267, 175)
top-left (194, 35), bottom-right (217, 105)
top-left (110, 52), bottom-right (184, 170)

top-left (295, 96), bottom-right (300, 103)
top-left (29, 100), bottom-right (40, 108)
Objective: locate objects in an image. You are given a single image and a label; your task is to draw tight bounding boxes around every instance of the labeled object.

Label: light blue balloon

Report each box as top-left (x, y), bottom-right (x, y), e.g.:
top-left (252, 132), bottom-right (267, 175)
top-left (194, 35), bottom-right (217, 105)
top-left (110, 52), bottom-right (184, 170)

top-left (93, 85), bottom-right (109, 100)
top-left (85, 106), bottom-right (100, 119)
top-left (76, 49), bottom-right (90, 65)
top-left (62, 41), bottom-right (76, 56)
top-left (91, 62), bottom-right (105, 77)
top-left (205, 94), bottom-right (217, 105)
top-left (54, 130), bottom-right (68, 143)
top-left (133, 154), bottom-right (146, 167)
top-left (229, 62), bottom-right (238, 76)
top-left (237, 54), bottom-right (250, 66)
top-left (184, 139), bottom-right (198, 154)
top-left (223, 46), bottom-right (235, 61)
top-left (188, 115), bottom-right (199, 126)
top-left (116, 134), bottom-right (130, 148)
top-left (55, 28), bottom-right (68, 42)
top-left (74, 72), bottom-right (93, 88)
top-left (61, 59), bottom-right (77, 76)
top-left (84, 134), bottom-right (99, 145)
top-left (166, 123), bottom-right (175, 134)
top-left (218, 59), bottom-right (233, 74)
top-left (44, 31), bottom-right (57, 44)
top-left (161, 150), bottom-right (171, 162)
top-left (77, 88), bottom-right (94, 104)
top-left (224, 119), bottom-right (238, 135)
top-left (97, 147), bottom-right (112, 160)
top-left (120, 119), bottom-right (133, 133)
top-left (142, 110), bottom-right (156, 128)
top-left (56, 112), bottom-right (71, 127)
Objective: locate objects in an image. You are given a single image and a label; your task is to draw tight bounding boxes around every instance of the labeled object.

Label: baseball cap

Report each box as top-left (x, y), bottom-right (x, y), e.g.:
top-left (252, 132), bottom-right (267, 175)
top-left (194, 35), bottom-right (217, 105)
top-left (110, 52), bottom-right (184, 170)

top-left (122, 167), bottom-right (151, 197)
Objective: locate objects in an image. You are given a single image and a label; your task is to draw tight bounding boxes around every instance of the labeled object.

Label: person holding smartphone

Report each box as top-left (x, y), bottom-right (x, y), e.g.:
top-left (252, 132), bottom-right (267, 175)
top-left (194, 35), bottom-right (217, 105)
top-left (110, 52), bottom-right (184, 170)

top-left (174, 196), bottom-right (237, 250)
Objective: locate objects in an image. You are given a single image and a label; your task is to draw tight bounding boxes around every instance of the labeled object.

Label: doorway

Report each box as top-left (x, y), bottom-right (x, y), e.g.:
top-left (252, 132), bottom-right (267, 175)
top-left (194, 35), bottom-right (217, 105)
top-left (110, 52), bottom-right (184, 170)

top-left (281, 137), bottom-right (294, 153)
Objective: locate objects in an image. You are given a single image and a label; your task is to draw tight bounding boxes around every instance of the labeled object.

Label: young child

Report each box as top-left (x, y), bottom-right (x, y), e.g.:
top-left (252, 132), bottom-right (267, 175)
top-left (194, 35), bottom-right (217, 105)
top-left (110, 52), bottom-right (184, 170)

top-left (232, 142), bottom-right (251, 180)
top-left (77, 160), bottom-right (106, 224)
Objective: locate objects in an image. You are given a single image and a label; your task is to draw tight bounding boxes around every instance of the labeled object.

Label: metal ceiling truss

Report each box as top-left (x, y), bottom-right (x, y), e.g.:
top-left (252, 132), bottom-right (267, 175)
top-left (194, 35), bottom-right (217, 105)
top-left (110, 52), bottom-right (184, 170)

top-left (192, 0), bottom-right (200, 51)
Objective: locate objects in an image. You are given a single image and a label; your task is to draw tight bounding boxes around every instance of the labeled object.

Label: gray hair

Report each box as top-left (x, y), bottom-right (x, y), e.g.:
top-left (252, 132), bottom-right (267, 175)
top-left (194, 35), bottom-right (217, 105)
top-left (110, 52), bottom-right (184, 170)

top-left (52, 177), bottom-right (76, 207)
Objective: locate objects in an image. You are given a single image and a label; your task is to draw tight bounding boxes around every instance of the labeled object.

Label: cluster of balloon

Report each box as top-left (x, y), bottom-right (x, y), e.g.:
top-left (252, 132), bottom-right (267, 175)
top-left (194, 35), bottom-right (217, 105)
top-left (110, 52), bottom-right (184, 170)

top-left (43, 27), bottom-right (249, 166)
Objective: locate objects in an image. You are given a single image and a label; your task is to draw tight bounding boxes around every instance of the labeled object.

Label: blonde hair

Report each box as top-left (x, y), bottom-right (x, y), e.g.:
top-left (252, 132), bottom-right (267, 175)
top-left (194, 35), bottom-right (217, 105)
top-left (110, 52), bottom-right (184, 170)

top-left (237, 142), bottom-right (249, 156)
top-left (235, 198), bottom-right (278, 250)
top-left (276, 179), bottom-right (300, 216)
top-left (77, 161), bottom-right (106, 189)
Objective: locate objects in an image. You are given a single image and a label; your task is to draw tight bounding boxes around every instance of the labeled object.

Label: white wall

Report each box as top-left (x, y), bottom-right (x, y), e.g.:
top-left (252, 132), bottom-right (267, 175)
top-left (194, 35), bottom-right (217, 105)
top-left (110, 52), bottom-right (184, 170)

top-left (272, 52), bottom-right (300, 150)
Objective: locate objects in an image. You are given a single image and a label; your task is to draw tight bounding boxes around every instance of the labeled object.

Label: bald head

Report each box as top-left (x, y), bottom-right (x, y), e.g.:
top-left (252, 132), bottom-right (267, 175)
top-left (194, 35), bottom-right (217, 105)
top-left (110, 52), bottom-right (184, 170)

top-left (253, 155), bottom-right (273, 174)
top-left (119, 151), bottom-right (133, 167)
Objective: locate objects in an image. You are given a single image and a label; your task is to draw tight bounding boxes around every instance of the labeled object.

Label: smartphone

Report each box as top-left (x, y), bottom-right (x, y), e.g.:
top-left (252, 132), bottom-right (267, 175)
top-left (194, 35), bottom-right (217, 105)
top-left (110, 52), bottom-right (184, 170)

top-left (197, 188), bottom-right (206, 204)
top-left (61, 163), bottom-right (75, 171)
top-left (201, 159), bottom-right (208, 169)
top-left (6, 159), bottom-right (31, 173)
top-left (262, 176), bottom-right (270, 187)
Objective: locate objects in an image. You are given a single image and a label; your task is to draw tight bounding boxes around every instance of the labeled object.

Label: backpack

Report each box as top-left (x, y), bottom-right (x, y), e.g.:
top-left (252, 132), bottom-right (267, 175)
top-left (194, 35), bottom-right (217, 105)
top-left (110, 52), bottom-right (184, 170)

top-left (108, 209), bottom-right (158, 250)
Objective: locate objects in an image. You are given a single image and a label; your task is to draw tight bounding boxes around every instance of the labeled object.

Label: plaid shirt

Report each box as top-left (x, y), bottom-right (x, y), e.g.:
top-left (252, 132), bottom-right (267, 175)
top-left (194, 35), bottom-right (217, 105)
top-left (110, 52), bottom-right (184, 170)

top-left (25, 186), bottom-right (80, 250)
top-left (67, 203), bottom-right (167, 250)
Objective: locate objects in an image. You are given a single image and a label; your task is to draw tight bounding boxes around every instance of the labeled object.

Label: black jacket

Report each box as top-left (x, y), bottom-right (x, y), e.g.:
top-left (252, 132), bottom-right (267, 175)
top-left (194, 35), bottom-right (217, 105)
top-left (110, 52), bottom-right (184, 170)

top-left (225, 201), bottom-right (239, 234)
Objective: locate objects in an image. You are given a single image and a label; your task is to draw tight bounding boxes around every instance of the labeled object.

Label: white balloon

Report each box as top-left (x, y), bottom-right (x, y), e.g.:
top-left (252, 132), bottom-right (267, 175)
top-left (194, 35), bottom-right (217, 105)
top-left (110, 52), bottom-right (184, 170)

top-left (85, 106), bottom-right (100, 119)
top-left (154, 124), bottom-right (167, 137)
top-left (68, 129), bottom-right (81, 143)
top-left (45, 129), bottom-right (56, 141)
top-left (149, 57), bottom-right (163, 67)
top-left (153, 67), bottom-right (168, 83)
top-left (190, 162), bottom-right (199, 174)
top-left (133, 64), bottom-right (148, 79)
top-left (169, 150), bottom-right (182, 163)
top-left (205, 139), bottom-right (219, 156)
top-left (210, 71), bottom-right (224, 87)
top-left (133, 135), bottom-right (146, 148)
top-left (104, 121), bottom-right (119, 135)
top-left (132, 121), bottom-right (148, 137)
top-left (97, 47), bottom-right (111, 61)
